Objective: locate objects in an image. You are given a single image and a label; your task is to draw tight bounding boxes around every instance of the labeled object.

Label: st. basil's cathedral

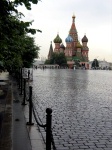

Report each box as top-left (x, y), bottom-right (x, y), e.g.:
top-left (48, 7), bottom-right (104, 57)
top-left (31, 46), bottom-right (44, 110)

top-left (48, 15), bottom-right (89, 69)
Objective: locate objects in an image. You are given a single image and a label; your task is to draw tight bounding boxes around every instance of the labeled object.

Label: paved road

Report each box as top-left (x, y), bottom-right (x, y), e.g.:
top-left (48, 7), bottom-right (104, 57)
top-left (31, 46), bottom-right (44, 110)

top-left (32, 69), bottom-right (112, 150)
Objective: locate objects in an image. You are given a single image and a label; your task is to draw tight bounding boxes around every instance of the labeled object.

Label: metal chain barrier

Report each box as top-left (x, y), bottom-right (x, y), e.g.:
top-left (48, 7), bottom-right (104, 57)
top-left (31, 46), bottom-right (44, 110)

top-left (17, 68), bottom-right (57, 150)
top-left (51, 130), bottom-right (57, 150)
top-left (28, 85), bottom-right (57, 150)
top-left (32, 100), bottom-right (57, 150)
top-left (32, 104), bottom-right (46, 128)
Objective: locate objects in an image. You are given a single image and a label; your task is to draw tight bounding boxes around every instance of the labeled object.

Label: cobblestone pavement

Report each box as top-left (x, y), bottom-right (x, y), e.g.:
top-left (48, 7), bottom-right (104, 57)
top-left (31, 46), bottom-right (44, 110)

top-left (32, 69), bottom-right (112, 150)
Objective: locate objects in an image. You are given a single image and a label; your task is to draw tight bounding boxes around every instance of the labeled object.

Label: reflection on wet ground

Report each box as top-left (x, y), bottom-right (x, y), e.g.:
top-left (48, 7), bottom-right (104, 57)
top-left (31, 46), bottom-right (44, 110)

top-left (32, 69), bottom-right (112, 150)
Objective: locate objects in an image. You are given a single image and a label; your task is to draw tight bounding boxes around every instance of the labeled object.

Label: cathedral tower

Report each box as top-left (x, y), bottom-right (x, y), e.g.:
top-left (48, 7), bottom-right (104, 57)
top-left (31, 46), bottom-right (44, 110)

top-left (69, 15), bottom-right (78, 46)
top-left (53, 33), bottom-right (62, 53)
top-left (82, 34), bottom-right (89, 62)
top-left (65, 35), bottom-right (74, 57)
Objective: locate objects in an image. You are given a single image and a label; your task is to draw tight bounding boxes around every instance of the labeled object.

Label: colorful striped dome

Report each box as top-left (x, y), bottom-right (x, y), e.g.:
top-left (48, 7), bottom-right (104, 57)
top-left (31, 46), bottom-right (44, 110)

top-left (82, 35), bottom-right (88, 42)
top-left (65, 35), bottom-right (73, 43)
top-left (76, 41), bottom-right (82, 48)
top-left (54, 34), bottom-right (62, 43)
top-left (60, 43), bottom-right (65, 49)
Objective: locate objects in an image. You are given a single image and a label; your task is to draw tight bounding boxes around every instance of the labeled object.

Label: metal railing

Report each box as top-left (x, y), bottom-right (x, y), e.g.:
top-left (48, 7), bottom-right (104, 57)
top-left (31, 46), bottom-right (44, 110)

top-left (15, 68), bottom-right (57, 150)
top-left (27, 85), bottom-right (56, 150)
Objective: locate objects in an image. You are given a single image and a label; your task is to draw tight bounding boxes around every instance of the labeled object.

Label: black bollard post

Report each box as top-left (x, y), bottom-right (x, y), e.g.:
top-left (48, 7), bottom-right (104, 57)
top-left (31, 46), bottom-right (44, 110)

top-left (22, 79), bottom-right (27, 105)
top-left (28, 70), bottom-right (30, 81)
top-left (27, 86), bottom-right (34, 125)
top-left (46, 108), bottom-right (52, 150)
top-left (27, 70), bottom-right (30, 101)
top-left (18, 67), bottom-right (21, 89)
top-left (20, 68), bottom-right (23, 95)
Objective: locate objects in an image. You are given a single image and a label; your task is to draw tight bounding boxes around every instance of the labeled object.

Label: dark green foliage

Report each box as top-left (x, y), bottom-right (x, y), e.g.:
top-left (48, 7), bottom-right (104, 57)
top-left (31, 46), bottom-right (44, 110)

top-left (14, 0), bottom-right (39, 10)
top-left (0, 0), bottom-right (41, 72)
top-left (44, 59), bottom-right (51, 64)
top-left (21, 36), bottom-right (39, 67)
top-left (45, 52), bottom-right (67, 66)
top-left (92, 59), bottom-right (99, 68)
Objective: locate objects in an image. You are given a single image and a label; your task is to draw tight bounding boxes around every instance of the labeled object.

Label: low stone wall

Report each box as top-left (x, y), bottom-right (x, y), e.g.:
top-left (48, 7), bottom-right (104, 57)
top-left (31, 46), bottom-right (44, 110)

top-left (0, 81), bottom-right (12, 150)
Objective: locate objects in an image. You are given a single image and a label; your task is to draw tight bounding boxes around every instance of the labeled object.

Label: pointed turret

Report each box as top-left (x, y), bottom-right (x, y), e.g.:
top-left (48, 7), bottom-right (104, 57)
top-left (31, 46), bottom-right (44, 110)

top-left (48, 41), bottom-right (53, 60)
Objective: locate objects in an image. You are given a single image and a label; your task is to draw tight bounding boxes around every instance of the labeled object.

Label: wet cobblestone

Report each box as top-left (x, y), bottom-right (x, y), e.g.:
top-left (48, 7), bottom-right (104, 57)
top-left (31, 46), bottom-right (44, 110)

top-left (32, 69), bottom-right (112, 150)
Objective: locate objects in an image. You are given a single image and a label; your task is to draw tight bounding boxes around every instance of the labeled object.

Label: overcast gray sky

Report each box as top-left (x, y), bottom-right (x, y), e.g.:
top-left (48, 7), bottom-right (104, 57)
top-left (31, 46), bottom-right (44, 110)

top-left (18, 0), bottom-right (112, 62)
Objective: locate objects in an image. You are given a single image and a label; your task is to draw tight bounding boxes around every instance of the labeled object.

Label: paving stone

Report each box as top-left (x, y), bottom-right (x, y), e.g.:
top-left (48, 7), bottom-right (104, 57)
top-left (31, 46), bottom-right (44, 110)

top-left (32, 69), bottom-right (112, 150)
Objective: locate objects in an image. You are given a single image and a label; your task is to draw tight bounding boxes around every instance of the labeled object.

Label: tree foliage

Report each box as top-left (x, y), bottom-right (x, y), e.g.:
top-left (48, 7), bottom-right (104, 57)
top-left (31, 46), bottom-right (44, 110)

top-left (14, 0), bottom-right (40, 10)
top-left (0, 0), bottom-right (41, 72)
top-left (21, 36), bottom-right (39, 68)
top-left (92, 59), bottom-right (99, 68)
top-left (45, 52), bottom-right (67, 66)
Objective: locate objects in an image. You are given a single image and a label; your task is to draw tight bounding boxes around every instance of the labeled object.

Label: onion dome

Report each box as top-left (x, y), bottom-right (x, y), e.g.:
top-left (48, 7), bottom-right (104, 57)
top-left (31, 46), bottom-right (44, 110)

top-left (60, 43), bottom-right (65, 49)
top-left (54, 34), bottom-right (62, 43)
top-left (76, 41), bottom-right (82, 48)
top-left (82, 35), bottom-right (88, 42)
top-left (65, 35), bottom-right (73, 43)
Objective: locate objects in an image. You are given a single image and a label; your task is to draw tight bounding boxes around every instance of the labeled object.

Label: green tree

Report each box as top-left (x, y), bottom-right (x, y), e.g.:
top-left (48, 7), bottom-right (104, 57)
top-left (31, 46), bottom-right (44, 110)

top-left (92, 59), bottom-right (99, 68)
top-left (44, 59), bottom-right (51, 64)
top-left (22, 36), bottom-right (40, 68)
top-left (45, 52), bottom-right (67, 66)
top-left (0, 0), bottom-right (41, 72)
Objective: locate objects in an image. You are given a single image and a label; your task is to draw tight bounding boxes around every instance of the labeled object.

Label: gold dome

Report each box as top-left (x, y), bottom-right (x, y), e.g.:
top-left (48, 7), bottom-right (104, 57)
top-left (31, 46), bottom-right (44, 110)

top-left (76, 41), bottom-right (82, 48)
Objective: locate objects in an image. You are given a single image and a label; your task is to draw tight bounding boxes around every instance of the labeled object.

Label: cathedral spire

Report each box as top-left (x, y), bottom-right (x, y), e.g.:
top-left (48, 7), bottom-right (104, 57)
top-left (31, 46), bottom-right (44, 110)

top-left (72, 14), bottom-right (75, 23)
top-left (69, 14), bottom-right (78, 42)
top-left (48, 41), bottom-right (53, 60)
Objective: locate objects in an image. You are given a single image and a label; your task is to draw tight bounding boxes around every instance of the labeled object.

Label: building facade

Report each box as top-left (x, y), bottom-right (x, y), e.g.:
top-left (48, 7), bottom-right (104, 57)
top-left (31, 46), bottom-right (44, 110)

top-left (48, 15), bottom-right (89, 69)
top-left (99, 60), bottom-right (112, 70)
